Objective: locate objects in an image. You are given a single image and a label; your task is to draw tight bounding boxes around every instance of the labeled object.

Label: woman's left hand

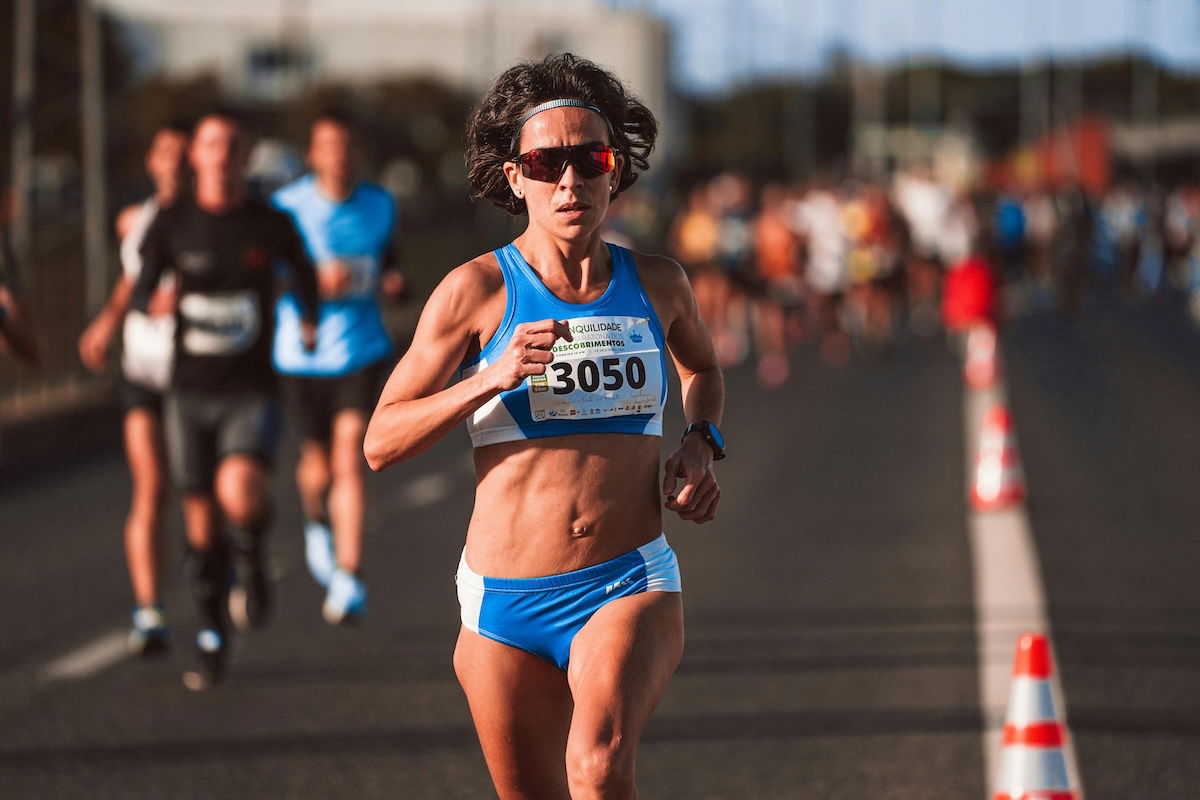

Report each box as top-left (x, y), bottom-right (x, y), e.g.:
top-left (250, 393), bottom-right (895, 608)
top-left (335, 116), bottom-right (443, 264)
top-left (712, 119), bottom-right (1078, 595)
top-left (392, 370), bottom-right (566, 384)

top-left (662, 436), bottom-right (721, 523)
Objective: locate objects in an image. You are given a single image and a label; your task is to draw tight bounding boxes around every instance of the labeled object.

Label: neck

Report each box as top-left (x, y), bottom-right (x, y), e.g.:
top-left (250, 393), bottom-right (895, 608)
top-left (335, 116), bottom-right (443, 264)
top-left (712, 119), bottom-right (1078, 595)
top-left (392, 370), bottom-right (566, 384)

top-left (515, 229), bottom-right (610, 295)
top-left (154, 180), bottom-right (179, 207)
top-left (315, 173), bottom-right (351, 202)
top-left (194, 177), bottom-right (243, 213)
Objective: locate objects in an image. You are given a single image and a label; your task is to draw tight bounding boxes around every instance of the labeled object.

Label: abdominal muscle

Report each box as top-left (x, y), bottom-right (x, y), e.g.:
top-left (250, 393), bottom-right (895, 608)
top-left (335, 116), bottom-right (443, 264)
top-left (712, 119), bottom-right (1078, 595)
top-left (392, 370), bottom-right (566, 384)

top-left (465, 433), bottom-right (664, 579)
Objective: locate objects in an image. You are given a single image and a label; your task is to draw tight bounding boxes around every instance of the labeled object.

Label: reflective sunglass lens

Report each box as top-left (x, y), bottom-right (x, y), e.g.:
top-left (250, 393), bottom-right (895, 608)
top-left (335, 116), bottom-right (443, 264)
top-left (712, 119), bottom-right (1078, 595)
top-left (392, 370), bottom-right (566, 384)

top-left (517, 146), bottom-right (615, 183)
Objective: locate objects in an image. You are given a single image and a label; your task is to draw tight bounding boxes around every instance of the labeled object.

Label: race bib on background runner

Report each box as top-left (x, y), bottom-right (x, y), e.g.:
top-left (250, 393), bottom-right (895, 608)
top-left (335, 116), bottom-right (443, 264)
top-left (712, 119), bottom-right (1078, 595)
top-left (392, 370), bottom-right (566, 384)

top-left (528, 316), bottom-right (663, 422)
top-left (179, 290), bottom-right (260, 356)
top-left (320, 255), bottom-right (378, 298)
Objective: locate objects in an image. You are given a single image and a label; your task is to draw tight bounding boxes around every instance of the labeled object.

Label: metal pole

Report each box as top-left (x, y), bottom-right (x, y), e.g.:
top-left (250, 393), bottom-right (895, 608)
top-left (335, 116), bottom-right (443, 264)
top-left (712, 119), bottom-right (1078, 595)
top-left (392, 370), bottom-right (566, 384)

top-left (80, 0), bottom-right (109, 314)
top-left (1132, 0), bottom-right (1157, 185)
top-left (1020, 0), bottom-right (1045, 147)
top-left (11, 0), bottom-right (36, 288)
top-left (926, 0), bottom-right (942, 130)
top-left (781, 0), bottom-right (811, 179)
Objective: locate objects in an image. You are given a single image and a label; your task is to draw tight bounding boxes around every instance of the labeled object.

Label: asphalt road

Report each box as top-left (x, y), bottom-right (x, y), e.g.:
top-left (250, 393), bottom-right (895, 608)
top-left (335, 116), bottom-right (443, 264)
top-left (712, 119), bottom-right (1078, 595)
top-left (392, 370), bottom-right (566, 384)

top-left (1, 289), bottom-right (1197, 799)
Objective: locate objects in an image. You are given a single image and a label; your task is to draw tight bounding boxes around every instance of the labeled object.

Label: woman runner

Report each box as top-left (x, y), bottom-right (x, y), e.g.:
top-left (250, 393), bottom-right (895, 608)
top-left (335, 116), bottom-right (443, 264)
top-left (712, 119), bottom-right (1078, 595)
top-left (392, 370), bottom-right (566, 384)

top-left (365, 53), bottom-right (726, 798)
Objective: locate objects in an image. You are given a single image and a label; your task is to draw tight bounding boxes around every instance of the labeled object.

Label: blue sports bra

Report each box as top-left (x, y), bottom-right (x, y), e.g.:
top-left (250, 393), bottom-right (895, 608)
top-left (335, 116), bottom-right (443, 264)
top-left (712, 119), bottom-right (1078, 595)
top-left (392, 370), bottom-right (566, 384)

top-left (461, 242), bottom-right (668, 447)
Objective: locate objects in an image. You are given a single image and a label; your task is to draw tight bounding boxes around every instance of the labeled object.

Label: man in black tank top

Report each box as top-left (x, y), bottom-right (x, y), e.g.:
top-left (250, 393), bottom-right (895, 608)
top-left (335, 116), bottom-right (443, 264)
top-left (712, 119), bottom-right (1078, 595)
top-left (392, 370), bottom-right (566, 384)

top-left (131, 109), bottom-right (319, 690)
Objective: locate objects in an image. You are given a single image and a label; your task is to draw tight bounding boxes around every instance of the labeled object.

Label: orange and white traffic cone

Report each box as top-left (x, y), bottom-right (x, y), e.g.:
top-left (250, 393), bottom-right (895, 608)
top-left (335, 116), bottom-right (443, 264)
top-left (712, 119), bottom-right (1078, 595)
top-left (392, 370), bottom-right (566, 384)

top-left (964, 321), bottom-right (999, 390)
top-left (972, 405), bottom-right (1026, 511)
top-left (995, 633), bottom-right (1082, 800)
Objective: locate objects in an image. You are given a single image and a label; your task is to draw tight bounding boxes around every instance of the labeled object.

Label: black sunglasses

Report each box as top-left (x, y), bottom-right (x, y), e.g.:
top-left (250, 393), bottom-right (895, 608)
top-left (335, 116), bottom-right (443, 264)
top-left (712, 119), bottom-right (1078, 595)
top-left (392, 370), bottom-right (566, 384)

top-left (512, 144), bottom-right (617, 183)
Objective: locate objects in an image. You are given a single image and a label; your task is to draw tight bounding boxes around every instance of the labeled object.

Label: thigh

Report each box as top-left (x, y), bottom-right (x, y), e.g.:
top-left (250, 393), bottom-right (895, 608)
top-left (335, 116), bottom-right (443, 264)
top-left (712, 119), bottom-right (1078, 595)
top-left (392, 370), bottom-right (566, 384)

top-left (566, 590), bottom-right (684, 753)
top-left (331, 360), bottom-right (388, 417)
top-left (283, 375), bottom-right (332, 445)
top-left (329, 408), bottom-right (367, 475)
top-left (454, 627), bottom-right (574, 800)
top-left (164, 393), bottom-right (216, 494)
top-left (120, 377), bottom-right (164, 417)
top-left (216, 394), bottom-right (281, 470)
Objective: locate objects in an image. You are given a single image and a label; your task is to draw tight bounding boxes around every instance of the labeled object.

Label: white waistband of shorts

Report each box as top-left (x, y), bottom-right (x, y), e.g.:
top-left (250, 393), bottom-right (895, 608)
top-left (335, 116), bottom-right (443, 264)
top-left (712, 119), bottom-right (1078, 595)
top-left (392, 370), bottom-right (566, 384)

top-left (456, 533), bottom-right (669, 591)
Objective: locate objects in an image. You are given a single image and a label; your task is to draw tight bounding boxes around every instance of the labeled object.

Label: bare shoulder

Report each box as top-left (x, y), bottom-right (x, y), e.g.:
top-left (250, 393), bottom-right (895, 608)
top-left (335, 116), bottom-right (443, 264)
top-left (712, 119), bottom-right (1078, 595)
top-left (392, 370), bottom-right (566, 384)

top-left (625, 248), bottom-right (693, 324)
top-left (417, 251), bottom-right (507, 342)
top-left (115, 203), bottom-right (143, 240)
top-left (627, 249), bottom-right (689, 289)
top-left (433, 252), bottom-right (503, 310)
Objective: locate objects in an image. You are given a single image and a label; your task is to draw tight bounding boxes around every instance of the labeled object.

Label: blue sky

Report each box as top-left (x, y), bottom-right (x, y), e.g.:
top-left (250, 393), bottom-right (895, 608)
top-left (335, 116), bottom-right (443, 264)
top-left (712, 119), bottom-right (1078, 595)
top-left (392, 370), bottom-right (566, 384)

top-left (637, 0), bottom-right (1200, 92)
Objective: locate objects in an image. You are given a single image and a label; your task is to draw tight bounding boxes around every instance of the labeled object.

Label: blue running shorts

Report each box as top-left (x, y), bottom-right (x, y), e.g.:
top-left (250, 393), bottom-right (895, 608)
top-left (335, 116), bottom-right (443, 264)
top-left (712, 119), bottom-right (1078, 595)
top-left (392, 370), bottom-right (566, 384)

top-left (456, 534), bottom-right (681, 670)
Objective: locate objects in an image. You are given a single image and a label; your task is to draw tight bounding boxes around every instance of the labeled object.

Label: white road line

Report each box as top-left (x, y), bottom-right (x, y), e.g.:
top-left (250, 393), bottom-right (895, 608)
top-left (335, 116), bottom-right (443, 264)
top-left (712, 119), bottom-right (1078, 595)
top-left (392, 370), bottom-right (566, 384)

top-left (964, 365), bottom-right (1083, 797)
top-left (37, 469), bottom-right (458, 685)
top-left (39, 629), bottom-right (130, 683)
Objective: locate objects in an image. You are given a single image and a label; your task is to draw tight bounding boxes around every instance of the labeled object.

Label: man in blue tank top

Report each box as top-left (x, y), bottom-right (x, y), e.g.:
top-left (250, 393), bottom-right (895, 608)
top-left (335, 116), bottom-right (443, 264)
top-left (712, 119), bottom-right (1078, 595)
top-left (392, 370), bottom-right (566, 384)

top-left (272, 111), bottom-right (406, 624)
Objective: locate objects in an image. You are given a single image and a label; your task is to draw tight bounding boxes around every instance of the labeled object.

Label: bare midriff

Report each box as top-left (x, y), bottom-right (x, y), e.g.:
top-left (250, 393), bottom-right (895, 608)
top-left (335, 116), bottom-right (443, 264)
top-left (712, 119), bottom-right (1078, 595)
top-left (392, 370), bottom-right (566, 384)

top-left (465, 432), bottom-right (663, 578)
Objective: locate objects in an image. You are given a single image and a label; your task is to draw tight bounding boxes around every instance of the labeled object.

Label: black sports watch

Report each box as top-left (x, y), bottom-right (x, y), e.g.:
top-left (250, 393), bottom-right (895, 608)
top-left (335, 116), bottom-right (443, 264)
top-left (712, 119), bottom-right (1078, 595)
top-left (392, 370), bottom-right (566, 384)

top-left (682, 420), bottom-right (726, 461)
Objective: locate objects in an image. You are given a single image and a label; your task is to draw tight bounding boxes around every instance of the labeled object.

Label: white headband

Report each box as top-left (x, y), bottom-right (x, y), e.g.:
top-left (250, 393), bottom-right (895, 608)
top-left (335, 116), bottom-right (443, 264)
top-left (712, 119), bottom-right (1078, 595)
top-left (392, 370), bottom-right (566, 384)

top-left (509, 98), bottom-right (615, 154)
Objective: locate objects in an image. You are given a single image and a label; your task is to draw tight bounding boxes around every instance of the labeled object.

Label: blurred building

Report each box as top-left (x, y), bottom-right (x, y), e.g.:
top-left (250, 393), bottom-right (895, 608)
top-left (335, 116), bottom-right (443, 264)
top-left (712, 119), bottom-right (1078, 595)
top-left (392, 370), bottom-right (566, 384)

top-left (99, 0), bottom-right (671, 133)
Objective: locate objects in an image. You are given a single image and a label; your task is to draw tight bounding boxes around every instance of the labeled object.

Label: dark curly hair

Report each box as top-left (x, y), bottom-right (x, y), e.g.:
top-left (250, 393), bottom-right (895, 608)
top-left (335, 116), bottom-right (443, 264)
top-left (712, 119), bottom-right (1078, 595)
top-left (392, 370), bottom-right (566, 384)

top-left (466, 52), bottom-right (658, 216)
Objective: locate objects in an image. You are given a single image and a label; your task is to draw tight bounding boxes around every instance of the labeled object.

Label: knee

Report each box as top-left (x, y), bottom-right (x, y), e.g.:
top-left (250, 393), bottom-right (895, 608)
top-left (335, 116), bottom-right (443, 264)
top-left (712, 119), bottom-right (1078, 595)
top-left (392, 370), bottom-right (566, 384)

top-left (296, 449), bottom-right (330, 494)
top-left (330, 447), bottom-right (364, 486)
top-left (566, 738), bottom-right (635, 798)
top-left (330, 414), bottom-right (367, 480)
top-left (215, 463), bottom-right (265, 525)
top-left (131, 470), bottom-right (167, 512)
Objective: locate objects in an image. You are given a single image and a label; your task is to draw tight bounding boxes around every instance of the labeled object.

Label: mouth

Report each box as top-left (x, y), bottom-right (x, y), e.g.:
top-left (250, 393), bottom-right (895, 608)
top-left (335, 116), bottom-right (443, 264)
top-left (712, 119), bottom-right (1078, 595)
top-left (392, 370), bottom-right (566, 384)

top-left (556, 201), bottom-right (591, 214)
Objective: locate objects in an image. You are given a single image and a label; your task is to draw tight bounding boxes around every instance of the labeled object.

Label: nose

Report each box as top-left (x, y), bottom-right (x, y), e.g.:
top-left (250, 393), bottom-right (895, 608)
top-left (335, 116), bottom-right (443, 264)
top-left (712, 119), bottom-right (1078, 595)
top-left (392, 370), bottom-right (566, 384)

top-left (557, 162), bottom-right (586, 188)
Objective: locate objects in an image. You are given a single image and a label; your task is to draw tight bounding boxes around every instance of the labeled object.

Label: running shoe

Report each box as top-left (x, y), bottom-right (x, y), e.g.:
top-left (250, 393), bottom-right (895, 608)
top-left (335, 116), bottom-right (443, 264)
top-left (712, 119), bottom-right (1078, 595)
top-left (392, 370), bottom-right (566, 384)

top-left (181, 628), bottom-right (226, 691)
top-left (127, 604), bottom-right (170, 658)
top-left (304, 520), bottom-right (336, 588)
top-left (229, 550), bottom-right (273, 632)
top-left (322, 568), bottom-right (367, 625)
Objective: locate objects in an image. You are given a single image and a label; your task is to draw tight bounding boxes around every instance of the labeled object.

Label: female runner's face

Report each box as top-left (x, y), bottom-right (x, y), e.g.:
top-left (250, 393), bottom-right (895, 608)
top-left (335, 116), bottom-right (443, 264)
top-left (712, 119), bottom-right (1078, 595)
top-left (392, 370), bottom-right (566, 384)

top-left (504, 107), bottom-right (624, 242)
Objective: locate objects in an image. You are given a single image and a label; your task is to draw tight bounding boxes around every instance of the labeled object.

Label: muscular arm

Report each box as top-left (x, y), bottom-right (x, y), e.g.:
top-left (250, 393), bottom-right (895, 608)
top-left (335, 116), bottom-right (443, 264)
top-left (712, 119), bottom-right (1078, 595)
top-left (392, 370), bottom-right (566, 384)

top-left (363, 260), bottom-right (571, 470)
top-left (78, 204), bottom-right (146, 369)
top-left (642, 255), bottom-right (724, 426)
top-left (78, 275), bottom-right (132, 371)
top-left (640, 254), bottom-right (725, 522)
top-left (670, 290), bottom-right (724, 430)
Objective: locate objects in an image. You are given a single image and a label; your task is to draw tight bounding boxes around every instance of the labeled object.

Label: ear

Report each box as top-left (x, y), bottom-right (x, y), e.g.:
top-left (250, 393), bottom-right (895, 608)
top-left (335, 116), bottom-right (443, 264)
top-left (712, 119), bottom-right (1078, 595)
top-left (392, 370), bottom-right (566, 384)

top-left (502, 160), bottom-right (523, 197)
top-left (611, 151), bottom-right (626, 192)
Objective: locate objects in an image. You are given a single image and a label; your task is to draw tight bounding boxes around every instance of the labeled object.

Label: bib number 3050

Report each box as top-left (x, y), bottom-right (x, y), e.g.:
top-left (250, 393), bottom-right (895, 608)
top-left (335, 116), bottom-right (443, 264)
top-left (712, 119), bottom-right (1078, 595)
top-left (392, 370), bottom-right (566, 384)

top-left (549, 356), bottom-right (647, 395)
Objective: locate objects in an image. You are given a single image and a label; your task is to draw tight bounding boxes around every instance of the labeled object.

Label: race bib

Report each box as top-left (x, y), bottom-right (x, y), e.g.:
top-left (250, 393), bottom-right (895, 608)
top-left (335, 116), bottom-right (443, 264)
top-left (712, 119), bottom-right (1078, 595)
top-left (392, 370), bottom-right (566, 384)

top-left (528, 316), bottom-right (662, 423)
top-left (321, 255), bottom-right (378, 298)
top-left (179, 290), bottom-right (260, 356)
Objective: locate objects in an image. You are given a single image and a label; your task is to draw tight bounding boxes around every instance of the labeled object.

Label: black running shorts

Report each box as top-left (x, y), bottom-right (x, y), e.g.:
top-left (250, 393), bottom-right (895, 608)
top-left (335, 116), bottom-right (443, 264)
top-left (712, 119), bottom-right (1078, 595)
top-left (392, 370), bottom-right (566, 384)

top-left (119, 376), bottom-right (165, 415)
top-left (281, 360), bottom-right (389, 445)
top-left (164, 391), bottom-right (281, 492)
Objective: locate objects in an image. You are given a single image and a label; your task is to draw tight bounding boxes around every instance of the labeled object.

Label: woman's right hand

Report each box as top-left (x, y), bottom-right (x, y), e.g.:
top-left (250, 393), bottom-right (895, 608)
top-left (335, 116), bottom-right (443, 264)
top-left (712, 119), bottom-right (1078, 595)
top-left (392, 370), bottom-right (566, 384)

top-left (487, 318), bottom-right (572, 391)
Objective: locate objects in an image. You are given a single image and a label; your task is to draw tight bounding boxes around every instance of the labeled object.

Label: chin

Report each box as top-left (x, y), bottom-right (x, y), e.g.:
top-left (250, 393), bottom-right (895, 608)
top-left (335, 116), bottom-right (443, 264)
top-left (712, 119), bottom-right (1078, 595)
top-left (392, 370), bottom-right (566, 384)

top-left (557, 221), bottom-right (604, 241)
